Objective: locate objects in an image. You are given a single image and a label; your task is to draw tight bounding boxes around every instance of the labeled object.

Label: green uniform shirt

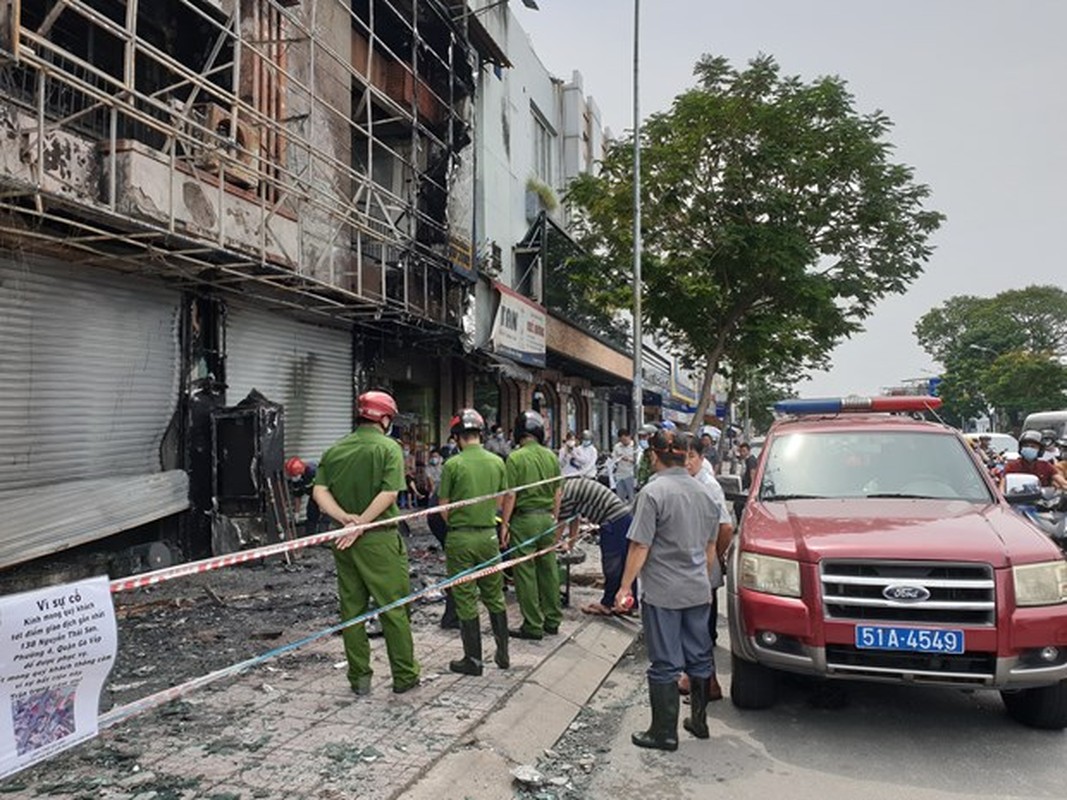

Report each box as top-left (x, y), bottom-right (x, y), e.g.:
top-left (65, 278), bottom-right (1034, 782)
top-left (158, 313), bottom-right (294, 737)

top-left (314, 424), bottom-right (405, 524)
top-left (439, 443), bottom-right (506, 529)
top-left (506, 440), bottom-right (561, 511)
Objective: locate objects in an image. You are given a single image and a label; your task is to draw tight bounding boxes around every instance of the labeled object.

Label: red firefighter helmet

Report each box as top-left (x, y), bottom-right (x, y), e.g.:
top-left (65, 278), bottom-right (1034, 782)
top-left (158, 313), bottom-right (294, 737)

top-left (357, 390), bottom-right (398, 423)
top-left (284, 457), bottom-right (306, 478)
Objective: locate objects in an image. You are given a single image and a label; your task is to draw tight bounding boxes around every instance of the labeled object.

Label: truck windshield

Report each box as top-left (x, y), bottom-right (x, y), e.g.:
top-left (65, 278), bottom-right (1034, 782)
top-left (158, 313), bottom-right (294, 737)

top-left (759, 431), bottom-right (994, 503)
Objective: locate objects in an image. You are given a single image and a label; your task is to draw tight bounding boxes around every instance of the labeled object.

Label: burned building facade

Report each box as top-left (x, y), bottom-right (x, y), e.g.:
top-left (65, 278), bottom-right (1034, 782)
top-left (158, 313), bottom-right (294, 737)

top-left (0, 0), bottom-right (499, 572)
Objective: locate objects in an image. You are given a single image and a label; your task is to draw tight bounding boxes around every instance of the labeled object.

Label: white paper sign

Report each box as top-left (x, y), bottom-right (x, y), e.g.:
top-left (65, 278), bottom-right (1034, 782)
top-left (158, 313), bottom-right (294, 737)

top-left (0, 576), bottom-right (117, 779)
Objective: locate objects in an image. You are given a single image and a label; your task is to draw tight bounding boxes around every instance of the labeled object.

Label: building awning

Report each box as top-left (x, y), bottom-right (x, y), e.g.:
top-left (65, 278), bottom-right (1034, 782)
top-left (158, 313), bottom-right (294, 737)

top-left (481, 350), bottom-right (535, 382)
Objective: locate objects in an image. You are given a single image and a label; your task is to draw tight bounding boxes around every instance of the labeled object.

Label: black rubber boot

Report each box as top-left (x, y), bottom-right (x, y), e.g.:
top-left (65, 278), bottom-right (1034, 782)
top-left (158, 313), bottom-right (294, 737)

top-left (439, 590), bottom-right (460, 630)
top-left (683, 675), bottom-right (710, 739)
top-left (631, 680), bottom-right (679, 751)
top-left (490, 611), bottom-right (510, 669)
top-left (449, 618), bottom-right (483, 676)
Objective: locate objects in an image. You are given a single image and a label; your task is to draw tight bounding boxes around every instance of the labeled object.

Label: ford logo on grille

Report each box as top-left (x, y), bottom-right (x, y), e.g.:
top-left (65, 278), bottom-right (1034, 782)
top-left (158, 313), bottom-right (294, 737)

top-left (883, 584), bottom-right (931, 603)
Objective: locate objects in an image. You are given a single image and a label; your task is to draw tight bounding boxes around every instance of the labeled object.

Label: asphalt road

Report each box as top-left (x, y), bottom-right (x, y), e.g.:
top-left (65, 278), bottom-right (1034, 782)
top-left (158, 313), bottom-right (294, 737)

top-left (555, 620), bottom-right (1067, 800)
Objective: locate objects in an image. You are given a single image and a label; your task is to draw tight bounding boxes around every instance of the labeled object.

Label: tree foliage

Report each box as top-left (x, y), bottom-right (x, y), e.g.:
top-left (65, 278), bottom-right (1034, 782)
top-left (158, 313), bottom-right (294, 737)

top-left (915, 286), bottom-right (1067, 429)
top-left (744, 371), bottom-right (798, 435)
top-left (985, 352), bottom-right (1067, 430)
top-left (566, 54), bottom-right (943, 427)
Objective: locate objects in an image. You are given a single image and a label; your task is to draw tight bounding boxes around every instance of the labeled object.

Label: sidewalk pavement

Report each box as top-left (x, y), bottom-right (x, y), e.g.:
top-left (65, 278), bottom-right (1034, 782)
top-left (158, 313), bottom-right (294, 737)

top-left (2, 544), bottom-right (637, 800)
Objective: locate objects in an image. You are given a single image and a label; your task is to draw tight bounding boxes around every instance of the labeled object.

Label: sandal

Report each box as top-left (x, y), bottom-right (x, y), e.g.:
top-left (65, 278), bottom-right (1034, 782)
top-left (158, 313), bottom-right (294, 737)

top-left (581, 602), bottom-right (613, 616)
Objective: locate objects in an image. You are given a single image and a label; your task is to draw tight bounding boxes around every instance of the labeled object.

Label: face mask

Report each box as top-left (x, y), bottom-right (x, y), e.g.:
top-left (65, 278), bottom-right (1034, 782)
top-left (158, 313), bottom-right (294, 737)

top-left (638, 440), bottom-right (649, 451)
top-left (1021, 446), bottom-right (1039, 461)
top-left (429, 457), bottom-right (440, 465)
top-left (582, 438), bottom-right (592, 446)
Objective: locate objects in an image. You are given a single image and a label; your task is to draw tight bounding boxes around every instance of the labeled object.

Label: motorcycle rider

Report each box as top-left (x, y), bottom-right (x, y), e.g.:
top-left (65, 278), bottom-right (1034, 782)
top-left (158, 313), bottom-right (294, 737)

top-left (1054, 438), bottom-right (1067, 491)
top-left (1000, 429), bottom-right (1056, 492)
top-left (1040, 430), bottom-right (1061, 463)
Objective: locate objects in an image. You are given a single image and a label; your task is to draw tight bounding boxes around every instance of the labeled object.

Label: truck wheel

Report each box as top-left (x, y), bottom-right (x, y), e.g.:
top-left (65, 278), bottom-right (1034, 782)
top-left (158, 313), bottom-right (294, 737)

top-left (1001, 680), bottom-right (1067, 729)
top-left (730, 652), bottom-right (778, 709)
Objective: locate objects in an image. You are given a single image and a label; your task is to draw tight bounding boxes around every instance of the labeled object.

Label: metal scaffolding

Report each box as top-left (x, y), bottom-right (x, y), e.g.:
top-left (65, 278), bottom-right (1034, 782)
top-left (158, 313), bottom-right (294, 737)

top-left (0, 0), bottom-right (484, 334)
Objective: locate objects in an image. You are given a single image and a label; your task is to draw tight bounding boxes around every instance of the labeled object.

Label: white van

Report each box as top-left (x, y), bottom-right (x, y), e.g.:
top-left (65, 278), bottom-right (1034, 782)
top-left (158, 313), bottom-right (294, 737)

top-left (1021, 410), bottom-right (1067, 439)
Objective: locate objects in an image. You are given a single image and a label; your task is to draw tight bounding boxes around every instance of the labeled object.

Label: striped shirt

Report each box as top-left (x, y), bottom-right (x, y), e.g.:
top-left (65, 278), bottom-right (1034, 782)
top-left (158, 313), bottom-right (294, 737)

top-left (559, 477), bottom-right (630, 524)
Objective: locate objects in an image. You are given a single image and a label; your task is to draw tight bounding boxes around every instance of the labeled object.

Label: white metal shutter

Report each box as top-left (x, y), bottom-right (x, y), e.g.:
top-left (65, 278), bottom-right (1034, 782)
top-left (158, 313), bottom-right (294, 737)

top-left (225, 305), bottom-right (352, 462)
top-left (0, 256), bottom-right (188, 568)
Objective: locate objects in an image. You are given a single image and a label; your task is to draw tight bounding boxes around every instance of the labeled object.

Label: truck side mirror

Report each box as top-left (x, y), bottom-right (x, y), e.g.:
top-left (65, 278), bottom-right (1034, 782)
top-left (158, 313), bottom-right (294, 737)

top-left (1003, 473), bottom-right (1042, 505)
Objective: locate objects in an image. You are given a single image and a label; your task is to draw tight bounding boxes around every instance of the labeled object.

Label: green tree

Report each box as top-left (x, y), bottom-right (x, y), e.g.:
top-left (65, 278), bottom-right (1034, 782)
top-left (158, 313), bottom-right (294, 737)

top-left (914, 285), bottom-right (1067, 428)
top-left (915, 286), bottom-right (1067, 365)
top-left (743, 371), bottom-right (798, 435)
top-left (567, 54), bottom-right (943, 427)
top-left (985, 351), bottom-right (1067, 431)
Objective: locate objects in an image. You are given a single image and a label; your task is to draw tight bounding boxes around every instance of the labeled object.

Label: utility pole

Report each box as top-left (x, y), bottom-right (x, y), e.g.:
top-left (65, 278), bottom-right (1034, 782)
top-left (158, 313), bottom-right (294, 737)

top-left (630, 0), bottom-right (643, 431)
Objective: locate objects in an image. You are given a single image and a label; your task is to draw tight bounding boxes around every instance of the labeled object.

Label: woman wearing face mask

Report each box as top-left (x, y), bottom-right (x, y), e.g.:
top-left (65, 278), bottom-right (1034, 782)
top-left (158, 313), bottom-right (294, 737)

top-left (1000, 429), bottom-right (1056, 493)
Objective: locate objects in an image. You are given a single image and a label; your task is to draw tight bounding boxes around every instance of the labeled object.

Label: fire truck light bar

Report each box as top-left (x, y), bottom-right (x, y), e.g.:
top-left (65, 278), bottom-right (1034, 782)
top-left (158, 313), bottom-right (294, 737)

top-left (774, 396), bottom-right (943, 415)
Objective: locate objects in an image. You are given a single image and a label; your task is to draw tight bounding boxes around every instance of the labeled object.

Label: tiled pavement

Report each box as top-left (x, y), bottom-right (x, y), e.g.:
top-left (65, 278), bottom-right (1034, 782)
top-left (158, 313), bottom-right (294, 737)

top-left (2, 575), bottom-right (634, 800)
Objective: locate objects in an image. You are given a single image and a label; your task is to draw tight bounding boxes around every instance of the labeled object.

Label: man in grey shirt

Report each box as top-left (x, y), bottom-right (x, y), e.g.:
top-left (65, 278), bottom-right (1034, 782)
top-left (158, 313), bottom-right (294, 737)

top-left (615, 430), bottom-right (721, 751)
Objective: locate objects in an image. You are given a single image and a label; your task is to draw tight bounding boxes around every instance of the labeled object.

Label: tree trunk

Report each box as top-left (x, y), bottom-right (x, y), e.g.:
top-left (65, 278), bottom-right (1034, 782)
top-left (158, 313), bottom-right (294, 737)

top-left (690, 346), bottom-right (725, 433)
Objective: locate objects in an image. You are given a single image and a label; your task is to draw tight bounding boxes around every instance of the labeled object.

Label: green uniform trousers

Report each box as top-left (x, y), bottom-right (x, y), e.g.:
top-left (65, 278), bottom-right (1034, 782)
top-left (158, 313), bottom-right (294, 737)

top-left (510, 512), bottom-right (562, 636)
top-left (332, 530), bottom-right (420, 690)
top-left (445, 528), bottom-right (507, 621)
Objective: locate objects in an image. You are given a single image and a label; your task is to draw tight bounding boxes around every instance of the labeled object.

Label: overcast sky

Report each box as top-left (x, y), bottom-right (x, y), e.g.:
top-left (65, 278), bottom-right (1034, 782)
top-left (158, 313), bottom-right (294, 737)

top-left (517, 0), bottom-right (1066, 398)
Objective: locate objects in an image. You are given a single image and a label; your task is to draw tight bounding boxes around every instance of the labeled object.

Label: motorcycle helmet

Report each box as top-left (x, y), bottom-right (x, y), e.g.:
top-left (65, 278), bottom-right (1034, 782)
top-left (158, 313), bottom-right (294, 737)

top-left (450, 408), bottom-right (486, 438)
top-left (513, 410), bottom-right (546, 444)
top-left (1019, 429), bottom-right (1043, 447)
top-left (284, 457), bottom-right (306, 478)
top-left (1040, 429), bottom-right (1057, 446)
top-left (357, 390), bottom-right (398, 423)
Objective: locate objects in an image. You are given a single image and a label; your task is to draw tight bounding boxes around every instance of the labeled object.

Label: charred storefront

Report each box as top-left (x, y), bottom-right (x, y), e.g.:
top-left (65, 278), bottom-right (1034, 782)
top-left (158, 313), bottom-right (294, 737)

top-left (0, 0), bottom-right (499, 580)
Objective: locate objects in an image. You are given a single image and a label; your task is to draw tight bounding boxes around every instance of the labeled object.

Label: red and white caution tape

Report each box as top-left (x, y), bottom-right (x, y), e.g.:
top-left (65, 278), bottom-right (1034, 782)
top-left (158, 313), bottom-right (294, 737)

top-left (109, 475), bottom-right (571, 594)
top-left (99, 517), bottom-right (585, 730)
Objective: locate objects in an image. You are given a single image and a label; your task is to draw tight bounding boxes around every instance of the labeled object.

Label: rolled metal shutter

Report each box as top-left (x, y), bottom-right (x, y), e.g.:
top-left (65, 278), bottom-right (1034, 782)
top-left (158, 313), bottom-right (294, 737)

top-left (225, 305), bottom-right (352, 462)
top-left (0, 255), bottom-right (188, 568)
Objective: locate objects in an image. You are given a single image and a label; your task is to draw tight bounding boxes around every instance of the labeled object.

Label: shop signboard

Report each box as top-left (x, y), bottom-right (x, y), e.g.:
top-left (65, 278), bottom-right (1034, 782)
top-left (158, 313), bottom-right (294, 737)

top-left (490, 283), bottom-right (546, 367)
top-left (641, 363), bottom-right (672, 396)
top-left (670, 360), bottom-right (698, 406)
top-left (663, 407), bottom-right (694, 425)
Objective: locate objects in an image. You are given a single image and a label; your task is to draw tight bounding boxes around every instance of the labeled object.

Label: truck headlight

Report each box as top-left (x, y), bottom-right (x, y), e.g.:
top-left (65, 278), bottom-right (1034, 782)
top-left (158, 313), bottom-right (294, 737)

top-left (1013, 561), bottom-right (1067, 607)
top-left (740, 553), bottom-right (801, 598)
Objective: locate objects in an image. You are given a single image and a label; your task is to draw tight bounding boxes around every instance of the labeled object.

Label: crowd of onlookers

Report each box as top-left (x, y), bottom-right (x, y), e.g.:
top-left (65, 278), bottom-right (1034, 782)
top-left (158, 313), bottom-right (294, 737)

top-left (282, 421), bottom-right (764, 531)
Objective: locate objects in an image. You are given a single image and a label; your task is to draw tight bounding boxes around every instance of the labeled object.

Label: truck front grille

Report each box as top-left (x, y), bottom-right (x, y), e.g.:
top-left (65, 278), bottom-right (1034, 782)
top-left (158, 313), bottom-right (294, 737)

top-left (825, 644), bottom-right (995, 683)
top-left (820, 560), bottom-right (995, 626)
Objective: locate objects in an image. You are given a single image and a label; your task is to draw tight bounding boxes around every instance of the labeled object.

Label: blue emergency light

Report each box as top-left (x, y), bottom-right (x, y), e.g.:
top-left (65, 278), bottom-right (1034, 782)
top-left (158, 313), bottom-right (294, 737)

top-left (774, 396), bottom-right (942, 415)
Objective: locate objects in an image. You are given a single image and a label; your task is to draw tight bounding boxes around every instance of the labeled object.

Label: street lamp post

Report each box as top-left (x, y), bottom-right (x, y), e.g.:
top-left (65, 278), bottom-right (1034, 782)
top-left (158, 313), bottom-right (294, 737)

top-left (631, 0), bottom-right (643, 431)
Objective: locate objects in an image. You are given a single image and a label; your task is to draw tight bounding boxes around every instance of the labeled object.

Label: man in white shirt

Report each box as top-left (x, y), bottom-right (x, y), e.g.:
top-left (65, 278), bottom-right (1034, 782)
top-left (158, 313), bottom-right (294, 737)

top-left (559, 430), bottom-right (598, 478)
top-left (612, 429), bottom-right (637, 501)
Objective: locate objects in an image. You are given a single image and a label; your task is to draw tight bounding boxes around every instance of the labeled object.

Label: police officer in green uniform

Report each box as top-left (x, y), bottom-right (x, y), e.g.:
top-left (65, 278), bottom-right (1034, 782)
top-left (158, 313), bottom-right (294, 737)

top-left (500, 410), bottom-right (563, 640)
top-left (312, 390), bottom-right (420, 696)
top-left (437, 408), bottom-right (510, 675)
